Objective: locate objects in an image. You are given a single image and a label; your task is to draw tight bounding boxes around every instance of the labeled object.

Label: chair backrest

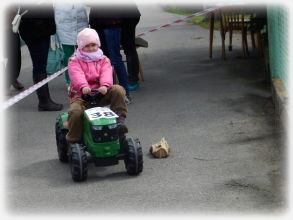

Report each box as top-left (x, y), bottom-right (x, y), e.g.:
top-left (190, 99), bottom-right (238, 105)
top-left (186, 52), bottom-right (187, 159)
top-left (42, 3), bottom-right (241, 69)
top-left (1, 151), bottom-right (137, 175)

top-left (135, 37), bottom-right (148, 48)
top-left (220, 7), bottom-right (247, 32)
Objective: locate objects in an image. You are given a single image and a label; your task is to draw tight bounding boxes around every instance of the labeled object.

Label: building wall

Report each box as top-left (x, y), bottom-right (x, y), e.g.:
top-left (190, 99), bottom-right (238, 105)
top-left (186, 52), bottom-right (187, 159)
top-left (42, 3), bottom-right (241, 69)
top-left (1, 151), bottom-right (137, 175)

top-left (267, 6), bottom-right (289, 89)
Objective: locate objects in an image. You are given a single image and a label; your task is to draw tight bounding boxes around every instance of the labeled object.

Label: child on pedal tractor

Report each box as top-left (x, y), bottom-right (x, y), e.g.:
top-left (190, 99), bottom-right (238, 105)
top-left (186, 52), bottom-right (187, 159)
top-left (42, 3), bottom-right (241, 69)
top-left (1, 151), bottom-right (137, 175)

top-left (66, 28), bottom-right (128, 143)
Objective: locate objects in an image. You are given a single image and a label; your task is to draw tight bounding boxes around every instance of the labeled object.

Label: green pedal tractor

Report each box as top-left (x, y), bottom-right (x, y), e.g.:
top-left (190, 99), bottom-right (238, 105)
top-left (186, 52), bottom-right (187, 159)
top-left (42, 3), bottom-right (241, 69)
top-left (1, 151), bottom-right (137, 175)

top-left (55, 92), bottom-right (143, 182)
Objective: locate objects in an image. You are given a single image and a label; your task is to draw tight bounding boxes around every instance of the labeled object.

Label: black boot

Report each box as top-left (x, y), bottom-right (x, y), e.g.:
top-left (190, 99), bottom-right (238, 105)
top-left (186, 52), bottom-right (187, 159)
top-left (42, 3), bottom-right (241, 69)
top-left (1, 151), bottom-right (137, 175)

top-left (33, 74), bottom-right (63, 111)
top-left (11, 80), bottom-right (24, 90)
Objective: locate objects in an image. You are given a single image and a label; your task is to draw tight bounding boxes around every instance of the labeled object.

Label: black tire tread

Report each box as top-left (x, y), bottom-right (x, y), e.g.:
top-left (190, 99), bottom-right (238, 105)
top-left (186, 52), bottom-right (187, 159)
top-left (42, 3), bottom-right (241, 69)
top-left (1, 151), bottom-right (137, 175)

top-left (125, 138), bottom-right (143, 175)
top-left (70, 143), bottom-right (88, 182)
top-left (55, 122), bottom-right (69, 163)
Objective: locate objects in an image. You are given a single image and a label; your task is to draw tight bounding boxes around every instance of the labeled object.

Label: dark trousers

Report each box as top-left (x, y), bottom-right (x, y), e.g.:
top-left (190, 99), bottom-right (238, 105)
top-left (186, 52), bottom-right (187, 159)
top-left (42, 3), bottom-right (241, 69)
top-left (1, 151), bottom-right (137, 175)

top-left (23, 36), bottom-right (50, 77)
top-left (6, 30), bottom-right (21, 88)
top-left (121, 17), bottom-right (140, 83)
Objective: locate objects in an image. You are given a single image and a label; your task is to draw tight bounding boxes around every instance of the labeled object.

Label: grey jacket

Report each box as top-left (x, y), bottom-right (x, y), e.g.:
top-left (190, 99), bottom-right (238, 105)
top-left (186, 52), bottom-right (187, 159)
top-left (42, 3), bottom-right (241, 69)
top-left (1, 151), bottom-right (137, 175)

top-left (54, 4), bottom-right (88, 45)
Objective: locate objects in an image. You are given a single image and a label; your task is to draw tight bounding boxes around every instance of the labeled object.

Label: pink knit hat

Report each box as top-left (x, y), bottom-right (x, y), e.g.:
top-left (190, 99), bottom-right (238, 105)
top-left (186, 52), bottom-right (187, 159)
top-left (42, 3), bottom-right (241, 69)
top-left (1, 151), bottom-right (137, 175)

top-left (77, 28), bottom-right (101, 49)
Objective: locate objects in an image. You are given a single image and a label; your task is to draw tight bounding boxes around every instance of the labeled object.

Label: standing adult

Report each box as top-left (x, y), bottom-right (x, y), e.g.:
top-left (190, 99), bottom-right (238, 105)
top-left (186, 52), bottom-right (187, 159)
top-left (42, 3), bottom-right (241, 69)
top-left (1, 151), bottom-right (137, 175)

top-left (121, 4), bottom-right (141, 91)
top-left (5, 5), bottom-right (24, 94)
top-left (19, 4), bottom-right (63, 111)
top-left (54, 3), bottom-right (89, 87)
top-left (89, 5), bottom-right (132, 104)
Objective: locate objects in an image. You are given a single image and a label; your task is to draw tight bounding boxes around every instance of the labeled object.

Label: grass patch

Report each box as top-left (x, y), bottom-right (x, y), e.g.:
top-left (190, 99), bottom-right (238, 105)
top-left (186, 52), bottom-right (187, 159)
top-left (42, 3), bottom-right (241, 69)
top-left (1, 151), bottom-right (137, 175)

top-left (189, 16), bottom-right (221, 30)
top-left (164, 6), bottom-right (193, 15)
top-left (164, 6), bottom-right (221, 30)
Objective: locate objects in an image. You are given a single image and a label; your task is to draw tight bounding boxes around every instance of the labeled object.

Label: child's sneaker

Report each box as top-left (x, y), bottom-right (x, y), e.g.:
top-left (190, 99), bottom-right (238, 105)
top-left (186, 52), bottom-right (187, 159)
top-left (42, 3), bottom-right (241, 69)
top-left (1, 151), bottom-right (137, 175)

top-left (118, 123), bottom-right (128, 136)
top-left (125, 94), bottom-right (132, 105)
top-left (128, 82), bottom-right (139, 91)
top-left (117, 114), bottom-right (128, 136)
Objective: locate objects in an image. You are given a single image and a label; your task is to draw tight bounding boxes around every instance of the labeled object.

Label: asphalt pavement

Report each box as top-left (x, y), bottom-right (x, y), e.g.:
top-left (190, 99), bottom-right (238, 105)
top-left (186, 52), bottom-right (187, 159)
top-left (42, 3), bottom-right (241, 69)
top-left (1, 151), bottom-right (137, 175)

top-left (4, 4), bottom-right (286, 217)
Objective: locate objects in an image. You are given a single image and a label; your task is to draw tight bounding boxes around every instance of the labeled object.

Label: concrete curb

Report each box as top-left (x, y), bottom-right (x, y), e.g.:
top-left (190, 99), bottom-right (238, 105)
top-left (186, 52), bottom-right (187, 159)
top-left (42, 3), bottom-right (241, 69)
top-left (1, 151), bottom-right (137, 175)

top-left (271, 78), bottom-right (288, 130)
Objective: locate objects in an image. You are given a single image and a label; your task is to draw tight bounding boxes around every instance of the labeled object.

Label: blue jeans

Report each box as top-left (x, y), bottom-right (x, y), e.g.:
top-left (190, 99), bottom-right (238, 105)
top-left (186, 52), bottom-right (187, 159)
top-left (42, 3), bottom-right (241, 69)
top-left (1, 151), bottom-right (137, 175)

top-left (24, 37), bottom-right (50, 77)
top-left (102, 28), bottom-right (129, 94)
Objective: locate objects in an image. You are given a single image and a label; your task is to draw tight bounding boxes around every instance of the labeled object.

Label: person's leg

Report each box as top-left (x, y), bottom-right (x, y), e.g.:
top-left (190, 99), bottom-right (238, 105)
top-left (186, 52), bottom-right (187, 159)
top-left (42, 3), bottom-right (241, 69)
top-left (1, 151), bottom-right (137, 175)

top-left (66, 99), bottom-right (86, 142)
top-left (25, 37), bottom-right (63, 111)
top-left (6, 30), bottom-right (23, 91)
top-left (62, 44), bottom-right (75, 85)
top-left (25, 37), bottom-right (50, 76)
top-left (103, 28), bottom-right (129, 96)
top-left (121, 18), bottom-right (140, 85)
top-left (96, 30), bottom-right (109, 57)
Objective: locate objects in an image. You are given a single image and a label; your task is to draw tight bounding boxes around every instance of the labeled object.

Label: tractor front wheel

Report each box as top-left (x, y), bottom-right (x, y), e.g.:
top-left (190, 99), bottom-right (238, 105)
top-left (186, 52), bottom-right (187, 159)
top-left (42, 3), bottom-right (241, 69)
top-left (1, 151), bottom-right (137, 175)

top-left (124, 138), bottom-right (143, 176)
top-left (69, 143), bottom-right (88, 182)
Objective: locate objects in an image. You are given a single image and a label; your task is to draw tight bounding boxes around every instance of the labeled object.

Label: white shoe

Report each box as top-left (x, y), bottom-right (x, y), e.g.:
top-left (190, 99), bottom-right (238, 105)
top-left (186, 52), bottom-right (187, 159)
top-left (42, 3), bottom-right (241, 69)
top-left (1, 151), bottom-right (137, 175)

top-left (125, 94), bottom-right (132, 105)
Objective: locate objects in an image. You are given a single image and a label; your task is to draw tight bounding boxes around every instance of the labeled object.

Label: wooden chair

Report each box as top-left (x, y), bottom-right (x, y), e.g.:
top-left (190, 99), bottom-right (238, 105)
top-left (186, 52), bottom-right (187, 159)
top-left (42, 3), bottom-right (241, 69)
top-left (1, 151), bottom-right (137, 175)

top-left (219, 7), bottom-right (250, 59)
top-left (120, 37), bottom-right (148, 82)
top-left (249, 13), bottom-right (266, 57)
top-left (134, 37), bottom-right (148, 81)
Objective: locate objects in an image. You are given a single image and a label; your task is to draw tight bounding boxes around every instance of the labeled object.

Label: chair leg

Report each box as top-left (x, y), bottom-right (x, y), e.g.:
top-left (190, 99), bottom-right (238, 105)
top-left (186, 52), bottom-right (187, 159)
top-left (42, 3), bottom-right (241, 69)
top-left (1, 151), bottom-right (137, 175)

top-left (244, 29), bottom-right (249, 56)
top-left (219, 18), bottom-right (226, 60)
top-left (241, 33), bottom-right (246, 57)
top-left (220, 28), bottom-right (226, 60)
top-left (257, 31), bottom-right (264, 57)
top-left (209, 12), bottom-right (215, 58)
top-left (241, 29), bottom-right (249, 57)
top-left (221, 36), bottom-right (226, 60)
top-left (251, 31), bottom-right (256, 49)
top-left (112, 68), bottom-right (119, 85)
top-left (229, 29), bottom-right (233, 51)
top-left (138, 60), bottom-right (144, 82)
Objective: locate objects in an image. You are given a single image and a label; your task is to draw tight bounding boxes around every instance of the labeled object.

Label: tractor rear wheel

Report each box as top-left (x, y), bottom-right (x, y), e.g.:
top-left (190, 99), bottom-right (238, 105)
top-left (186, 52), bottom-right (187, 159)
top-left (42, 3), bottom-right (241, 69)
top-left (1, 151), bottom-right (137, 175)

top-left (55, 122), bottom-right (69, 163)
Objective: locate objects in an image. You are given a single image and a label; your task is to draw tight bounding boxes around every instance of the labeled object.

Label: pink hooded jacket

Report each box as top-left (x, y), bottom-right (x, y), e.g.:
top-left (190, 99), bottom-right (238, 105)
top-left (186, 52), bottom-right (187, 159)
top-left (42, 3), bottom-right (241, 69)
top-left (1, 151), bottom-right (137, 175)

top-left (68, 55), bottom-right (113, 102)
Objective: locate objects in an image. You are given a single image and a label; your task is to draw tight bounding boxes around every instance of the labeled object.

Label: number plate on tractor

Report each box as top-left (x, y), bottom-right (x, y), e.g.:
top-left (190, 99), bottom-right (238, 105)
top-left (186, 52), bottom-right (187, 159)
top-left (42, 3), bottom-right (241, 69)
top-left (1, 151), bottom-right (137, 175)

top-left (85, 107), bottom-right (119, 121)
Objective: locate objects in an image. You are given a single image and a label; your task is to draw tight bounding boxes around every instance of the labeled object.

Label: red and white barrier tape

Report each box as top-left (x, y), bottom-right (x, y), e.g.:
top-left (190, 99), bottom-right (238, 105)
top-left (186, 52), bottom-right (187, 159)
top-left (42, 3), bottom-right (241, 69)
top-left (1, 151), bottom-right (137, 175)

top-left (2, 67), bottom-right (67, 110)
top-left (136, 6), bottom-right (222, 37)
top-left (2, 5), bottom-right (225, 110)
